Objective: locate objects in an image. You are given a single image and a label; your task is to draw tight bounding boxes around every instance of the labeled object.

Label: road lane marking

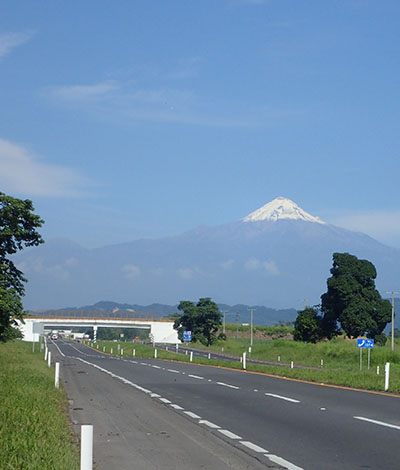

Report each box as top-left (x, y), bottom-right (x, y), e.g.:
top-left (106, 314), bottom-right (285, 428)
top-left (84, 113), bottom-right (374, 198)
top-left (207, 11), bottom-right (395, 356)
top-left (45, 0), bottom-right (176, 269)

top-left (184, 411), bottom-right (201, 419)
top-left (267, 454), bottom-right (304, 470)
top-left (140, 362), bottom-right (147, 365)
top-left (188, 374), bottom-right (204, 380)
top-left (354, 416), bottom-right (400, 430)
top-left (152, 365), bottom-right (161, 369)
top-left (265, 393), bottom-right (300, 403)
top-left (168, 369), bottom-right (180, 373)
top-left (199, 420), bottom-right (220, 429)
top-left (217, 429), bottom-right (242, 440)
top-left (170, 404), bottom-right (184, 410)
top-left (150, 393), bottom-right (161, 398)
top-left (216, 382), bottom-right (239, 390)
top-left (240, 441), bottom-right (269, 453)
top-left (159, 398), bottom-right (171, 404)
top-left (50, 340), bottom-right (66, 357)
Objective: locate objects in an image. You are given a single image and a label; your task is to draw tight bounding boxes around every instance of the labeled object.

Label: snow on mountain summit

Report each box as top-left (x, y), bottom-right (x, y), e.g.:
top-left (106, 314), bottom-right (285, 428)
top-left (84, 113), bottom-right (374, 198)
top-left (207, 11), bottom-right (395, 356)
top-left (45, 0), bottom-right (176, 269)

top-left (243, 197), bottom-right (326, 224)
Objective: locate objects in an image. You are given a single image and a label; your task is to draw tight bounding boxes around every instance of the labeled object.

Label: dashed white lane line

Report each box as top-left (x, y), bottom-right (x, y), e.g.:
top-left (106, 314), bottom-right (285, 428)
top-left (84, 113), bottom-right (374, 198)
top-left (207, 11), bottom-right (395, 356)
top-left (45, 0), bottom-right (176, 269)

top-left (217, 429), bottom-right (242, 440)
top-left (217, 382), bottom-right (240, 390)
top-left (188, 374), bottom-right (204, 380)
top-left (265, 393), bottom-right (300, 403)
top-left (184, 411), bottom-right (202, 419)
top-left (354, 416), bottom-right (400, 431)
top-left (240, 441), bottom-right (269, 453)
top-left (140, 362), bottom-right (147, 366)
top-left (159, 398), bottom-right (171, 404)
top-left (199, 420), bottom-right (220, 429)
top-left (152, 365), bottom-right (161, 369)
top-left (168, 369), bottom-right (180, 373)
top-left (170, 404), bottom-right (184, 410)
top-left (267, 454), bottom-right (304, 470)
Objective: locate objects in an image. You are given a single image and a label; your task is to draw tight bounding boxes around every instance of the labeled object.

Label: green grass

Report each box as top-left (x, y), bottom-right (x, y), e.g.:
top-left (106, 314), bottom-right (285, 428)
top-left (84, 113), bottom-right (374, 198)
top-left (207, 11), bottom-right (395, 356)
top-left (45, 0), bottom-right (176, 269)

top-left (92, 337), bottom-right (400, 394)
top-left (0, 340), bottom-right (79, 470)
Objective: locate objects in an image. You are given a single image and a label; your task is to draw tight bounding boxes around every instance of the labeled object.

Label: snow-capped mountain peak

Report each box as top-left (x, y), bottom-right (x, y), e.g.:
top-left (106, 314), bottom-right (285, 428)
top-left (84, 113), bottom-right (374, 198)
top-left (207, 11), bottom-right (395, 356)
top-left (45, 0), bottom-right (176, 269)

top-left (242, 197), bottom-right (326, 224)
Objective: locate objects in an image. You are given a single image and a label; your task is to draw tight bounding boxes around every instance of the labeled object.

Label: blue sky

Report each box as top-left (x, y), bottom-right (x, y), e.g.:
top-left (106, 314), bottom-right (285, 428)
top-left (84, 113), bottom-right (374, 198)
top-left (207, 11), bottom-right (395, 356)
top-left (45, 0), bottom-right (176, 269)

top-left (1, 0), bottom-right (400, 248)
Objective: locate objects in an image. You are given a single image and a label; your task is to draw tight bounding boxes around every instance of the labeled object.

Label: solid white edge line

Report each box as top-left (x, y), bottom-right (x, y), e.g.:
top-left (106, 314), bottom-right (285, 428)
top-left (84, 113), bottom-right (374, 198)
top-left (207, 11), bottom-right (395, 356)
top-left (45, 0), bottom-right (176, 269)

top-left (265, 393), bottom-right (300, 403)
top-left (51, 340), bottom-right (66, 357)
top-left (267, 454), bottom-right (304, 470)
top-left (354, 416), bottom-right (400, 430)
top-left (199, 420), bottom-right (220, 429)
top-left (240, 441), bottom-right (269, 453)
top-left (217, 429), bottom-right (242, 439)
top-left (184, 411), bottom-right (202, 419)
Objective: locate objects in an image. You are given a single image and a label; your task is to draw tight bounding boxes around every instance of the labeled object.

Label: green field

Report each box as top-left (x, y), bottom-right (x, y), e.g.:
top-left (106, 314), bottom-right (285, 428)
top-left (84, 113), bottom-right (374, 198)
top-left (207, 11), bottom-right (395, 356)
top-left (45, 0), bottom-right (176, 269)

top-left (92, 334), bottom-right (400, 394)
top-left (0, 340), bottom-right (79, 470)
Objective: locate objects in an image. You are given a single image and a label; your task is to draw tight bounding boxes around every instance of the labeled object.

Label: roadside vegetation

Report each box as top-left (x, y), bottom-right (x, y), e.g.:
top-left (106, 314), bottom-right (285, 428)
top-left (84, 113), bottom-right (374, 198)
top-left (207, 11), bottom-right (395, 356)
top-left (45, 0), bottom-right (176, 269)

top-left (0, 340), bottom-right (79, 470)
top-left (91, 335), bottom-right (400, 393)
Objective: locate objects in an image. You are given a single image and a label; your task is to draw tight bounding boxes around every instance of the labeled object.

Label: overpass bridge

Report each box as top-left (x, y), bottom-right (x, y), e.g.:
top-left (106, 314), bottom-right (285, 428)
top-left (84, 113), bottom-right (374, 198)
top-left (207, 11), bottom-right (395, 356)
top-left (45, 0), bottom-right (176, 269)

top-left (19, 314), bottom-right (180, 344)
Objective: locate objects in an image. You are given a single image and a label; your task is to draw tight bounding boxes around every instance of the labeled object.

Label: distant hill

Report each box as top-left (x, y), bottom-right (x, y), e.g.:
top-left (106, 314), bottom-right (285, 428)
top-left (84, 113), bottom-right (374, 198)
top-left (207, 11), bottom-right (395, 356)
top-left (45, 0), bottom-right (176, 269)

top-left (30, 300), bottom-right (297, 326)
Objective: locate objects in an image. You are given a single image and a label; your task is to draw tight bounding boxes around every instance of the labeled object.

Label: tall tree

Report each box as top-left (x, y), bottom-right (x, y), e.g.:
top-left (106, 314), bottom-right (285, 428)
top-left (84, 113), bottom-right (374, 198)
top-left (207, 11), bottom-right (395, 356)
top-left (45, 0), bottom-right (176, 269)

top-left (173, 298), bottom-right (222, 346)
top-left (0, 193), bottom-right (44, 341)
top-left (321, 252), bottom-right (391, 339)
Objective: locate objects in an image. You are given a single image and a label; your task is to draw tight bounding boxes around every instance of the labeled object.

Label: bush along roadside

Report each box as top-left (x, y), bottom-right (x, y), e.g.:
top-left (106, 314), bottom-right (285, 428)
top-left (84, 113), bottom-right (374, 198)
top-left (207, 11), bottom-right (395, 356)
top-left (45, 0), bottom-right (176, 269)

top-left (0, 340), bottom-right (79, 470)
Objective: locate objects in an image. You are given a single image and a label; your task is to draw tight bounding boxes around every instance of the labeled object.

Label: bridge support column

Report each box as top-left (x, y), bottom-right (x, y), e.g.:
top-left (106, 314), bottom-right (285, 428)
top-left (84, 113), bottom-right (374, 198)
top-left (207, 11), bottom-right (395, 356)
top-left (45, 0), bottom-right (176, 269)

top-left (93, 325), bottom-right (98, 343)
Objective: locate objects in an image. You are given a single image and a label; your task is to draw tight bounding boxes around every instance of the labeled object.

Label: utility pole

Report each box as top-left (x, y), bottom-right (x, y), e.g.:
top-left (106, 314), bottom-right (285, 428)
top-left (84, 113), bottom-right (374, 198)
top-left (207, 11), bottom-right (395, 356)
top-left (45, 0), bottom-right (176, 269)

top-left (221, 310), bottom-right (228, 335)
top-left (248, 308), bottom-right (255, 347)
top-left (386, 291), bottom-right (400, 351)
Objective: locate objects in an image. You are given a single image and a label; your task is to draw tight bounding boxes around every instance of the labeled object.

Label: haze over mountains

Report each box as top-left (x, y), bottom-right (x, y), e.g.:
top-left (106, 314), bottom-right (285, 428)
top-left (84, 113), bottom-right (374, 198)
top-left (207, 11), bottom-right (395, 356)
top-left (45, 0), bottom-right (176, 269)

top-left (16, 197), bottom-right (400, 315)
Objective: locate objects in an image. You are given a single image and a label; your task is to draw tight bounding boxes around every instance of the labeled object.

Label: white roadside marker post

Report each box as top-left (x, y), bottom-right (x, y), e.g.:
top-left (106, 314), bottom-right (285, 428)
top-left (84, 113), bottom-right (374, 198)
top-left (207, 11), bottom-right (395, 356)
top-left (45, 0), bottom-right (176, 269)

top-left (190, 351), bottom-right (193, 362)
top-left (208, 352), bottom-right (211, 360)
top-left (44, 347), bottom-right (48, 361)
top-left (103, 346), bottom-right (105, 352)
top-left (110, 348), bottom-right (113, 355)
top-left (55, 362), bottom-right (60, 389)
top-left (377, 366), bottom-right (380, 375)
top-left (385, 362), bottom-right (390, 391)
top-left (290, 361), bottom-right (294, 369)
top-left (176, 344), bottom-right (178, 353)
top-left (243, 352), bottom-right (246, 370)
top-left (154, 349), bottom-right (157, 359)
top-left (48, 351), bottom-right (51, 367)
top-left (121, 349), bottom-right (123, 357)
top-left (278, 356), bottom-right (280, 362)
top-left (321, 359), bottom-right (324, 368)
top-left (80, 425), bottom-right (93, 470)
top-left (133, 348), bottom-right (136, 357)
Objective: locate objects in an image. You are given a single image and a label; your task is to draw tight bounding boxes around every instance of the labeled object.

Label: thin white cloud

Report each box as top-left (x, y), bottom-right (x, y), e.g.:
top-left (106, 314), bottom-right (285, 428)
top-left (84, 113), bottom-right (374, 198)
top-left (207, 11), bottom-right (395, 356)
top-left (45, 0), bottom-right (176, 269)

top-left (331, 211), bottom-right (400, 247)
top-left (263, 260), bottom-right (279, 276)
top-left (244, 258), bottom-right (261, 271)
top-left (178, 268), bottom-right (194, 280)
top-left (43, 80), bottom-right (304, 129)
top-left (0, 138), bottom-right (90, 197)
top-left (0, 31), bottom-right (35, 60)
top-left (47, 81), bottom-right (119, 101)
top-left (221, 259), bottom-right (235, 270)
top-left (121, 264), bottom-right (141, 280)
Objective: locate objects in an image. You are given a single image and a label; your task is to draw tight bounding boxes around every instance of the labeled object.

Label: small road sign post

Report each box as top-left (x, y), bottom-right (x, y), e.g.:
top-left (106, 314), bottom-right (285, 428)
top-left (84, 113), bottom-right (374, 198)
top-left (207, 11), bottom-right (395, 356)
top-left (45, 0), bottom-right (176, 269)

top-left (183, 331), bottom-right (192, 342)
top-left (357, 339), bottom-right (374, 371)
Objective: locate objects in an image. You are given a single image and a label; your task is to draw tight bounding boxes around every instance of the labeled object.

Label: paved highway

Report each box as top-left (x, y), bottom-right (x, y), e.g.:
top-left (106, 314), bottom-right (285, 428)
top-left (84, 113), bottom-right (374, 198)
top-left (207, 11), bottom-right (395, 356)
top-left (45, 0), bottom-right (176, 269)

top-left (51, 340), bottom-right (400, 470)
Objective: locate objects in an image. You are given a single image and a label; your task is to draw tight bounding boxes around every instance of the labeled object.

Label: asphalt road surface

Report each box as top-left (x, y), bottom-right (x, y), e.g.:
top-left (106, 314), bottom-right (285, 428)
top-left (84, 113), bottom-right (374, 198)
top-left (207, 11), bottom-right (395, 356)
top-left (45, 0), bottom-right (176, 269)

top-left (50, 340), bottom-right (400, 470)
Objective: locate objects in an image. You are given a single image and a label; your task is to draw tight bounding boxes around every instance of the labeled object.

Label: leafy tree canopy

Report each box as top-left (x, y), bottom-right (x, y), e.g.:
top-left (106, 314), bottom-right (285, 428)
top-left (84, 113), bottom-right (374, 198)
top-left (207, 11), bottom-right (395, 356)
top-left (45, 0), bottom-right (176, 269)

top-left (173, 298), bottom-right (222, 346)
top-left (321, 252), bottom-right (391, 339)
top-left (293, 307), bottom-right (322, 343)
top-left (0, 193), bottom-right (44, 341)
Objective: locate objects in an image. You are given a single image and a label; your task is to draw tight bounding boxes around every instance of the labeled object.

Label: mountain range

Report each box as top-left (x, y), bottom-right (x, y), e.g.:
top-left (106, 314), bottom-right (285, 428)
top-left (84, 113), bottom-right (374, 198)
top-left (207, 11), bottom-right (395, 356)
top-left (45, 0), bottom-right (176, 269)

top-left (15, 197), bottom-right (400, 323)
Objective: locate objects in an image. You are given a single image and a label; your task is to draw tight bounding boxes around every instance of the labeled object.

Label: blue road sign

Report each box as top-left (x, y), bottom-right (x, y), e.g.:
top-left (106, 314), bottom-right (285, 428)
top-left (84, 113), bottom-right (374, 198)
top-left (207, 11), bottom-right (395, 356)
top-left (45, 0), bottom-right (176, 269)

top-left (357, 338), bottom-right (374, 348)
top-left (183, 331), bottom-right (192, 342)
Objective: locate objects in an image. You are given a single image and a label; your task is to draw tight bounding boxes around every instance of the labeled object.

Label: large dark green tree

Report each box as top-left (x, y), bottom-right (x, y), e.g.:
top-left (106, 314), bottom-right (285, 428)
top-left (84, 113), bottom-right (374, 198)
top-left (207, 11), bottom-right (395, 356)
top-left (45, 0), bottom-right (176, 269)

top-left (321, 252), bottom-right (391, 339)
top-left (0, 192), bottom-right (44, 341)
top-left (173, 298), bottom-right (222, 346)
